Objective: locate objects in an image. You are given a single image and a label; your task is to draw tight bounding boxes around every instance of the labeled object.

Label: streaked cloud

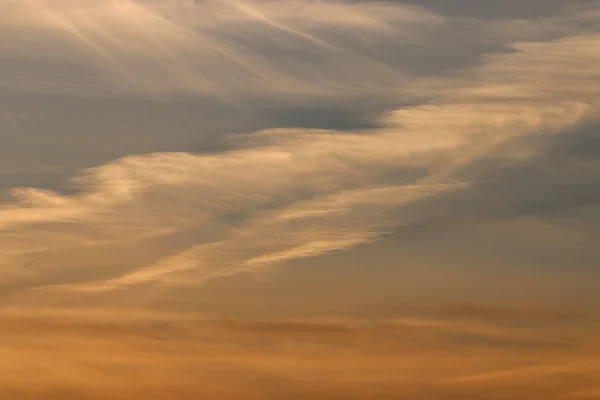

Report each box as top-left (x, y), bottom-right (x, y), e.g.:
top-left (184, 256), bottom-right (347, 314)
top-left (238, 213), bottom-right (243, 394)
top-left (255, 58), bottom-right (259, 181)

top-left (1, 3), bottom-right (599, 292)
top-left (2, 0), bottom-right (595, 97)
top-left (0, 309), bottom-right (599, 399)
top-left (0, 0), bottom-right (440, 96)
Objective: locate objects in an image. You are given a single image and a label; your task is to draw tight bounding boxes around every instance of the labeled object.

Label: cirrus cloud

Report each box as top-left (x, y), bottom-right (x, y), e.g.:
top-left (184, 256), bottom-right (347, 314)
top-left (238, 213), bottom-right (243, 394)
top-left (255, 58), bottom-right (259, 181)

top-left (1, 17), bottom-right (599, 291)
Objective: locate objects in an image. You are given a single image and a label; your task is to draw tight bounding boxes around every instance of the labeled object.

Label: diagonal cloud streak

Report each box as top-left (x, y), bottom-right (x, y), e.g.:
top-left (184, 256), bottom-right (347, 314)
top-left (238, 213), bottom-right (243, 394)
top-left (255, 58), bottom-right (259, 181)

top-left (0, 0), bottom-right (441, 96)
top-left (0, 2), bottom-right (599, 292)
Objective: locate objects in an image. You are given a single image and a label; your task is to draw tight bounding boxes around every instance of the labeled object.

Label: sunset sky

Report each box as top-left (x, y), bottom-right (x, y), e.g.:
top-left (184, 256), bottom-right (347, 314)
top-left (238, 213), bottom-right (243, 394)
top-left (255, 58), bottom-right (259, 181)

top-left (1, 0), bottom-right (600, 398)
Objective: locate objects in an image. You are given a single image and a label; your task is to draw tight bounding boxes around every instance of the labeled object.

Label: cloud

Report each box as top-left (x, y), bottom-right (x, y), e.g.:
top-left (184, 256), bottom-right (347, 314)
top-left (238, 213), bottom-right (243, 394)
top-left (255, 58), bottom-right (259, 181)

top-left (437, 303), bottom-right (590, 321)
top-left (0, 0), bottom-right (441, 96)
top-left (395, 0), bottom-right (599, 19)
top-left (562, 387), bottom-right (600, 399)
top-left (1, 309), bottom-right (599, 399)
top-left (1, 8), bottom-right (600, 292)
top-left (1, 0), bottom-right (595, 98)
top-left (2, 2), bottom-right (600, 398)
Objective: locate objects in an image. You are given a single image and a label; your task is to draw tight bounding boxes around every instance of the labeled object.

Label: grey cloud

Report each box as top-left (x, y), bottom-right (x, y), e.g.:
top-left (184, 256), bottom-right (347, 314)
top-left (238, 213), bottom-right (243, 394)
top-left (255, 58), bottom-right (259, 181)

top-left (394, 122), bottom-right (600, 238)
top-left (386, 0), bottom-right (598, 19)
top-left (378, 121), bottom-right (600, 277)
top-left (437, 303), bottom-right (591, 321)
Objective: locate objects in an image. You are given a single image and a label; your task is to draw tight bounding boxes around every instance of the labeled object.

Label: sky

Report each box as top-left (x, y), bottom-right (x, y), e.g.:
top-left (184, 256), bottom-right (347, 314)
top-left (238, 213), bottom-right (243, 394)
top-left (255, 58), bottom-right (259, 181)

top-left (1, 0), bottom-right (600, 398)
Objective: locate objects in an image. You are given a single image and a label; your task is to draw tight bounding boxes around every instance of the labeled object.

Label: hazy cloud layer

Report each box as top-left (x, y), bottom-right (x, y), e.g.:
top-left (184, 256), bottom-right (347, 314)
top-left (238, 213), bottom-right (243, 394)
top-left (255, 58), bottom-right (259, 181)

top-left (0, 309), bottom-right (599, 399)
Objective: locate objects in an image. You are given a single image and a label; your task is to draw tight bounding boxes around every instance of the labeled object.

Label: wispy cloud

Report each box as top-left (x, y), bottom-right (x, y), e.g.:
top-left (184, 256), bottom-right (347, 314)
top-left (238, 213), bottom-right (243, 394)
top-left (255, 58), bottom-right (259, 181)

top-left (3, 0), bottom-right (594, 98)
top-left (0, 0), bottom-right (441, 96)
top-left (1, 12), bottom-right (599, 291)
